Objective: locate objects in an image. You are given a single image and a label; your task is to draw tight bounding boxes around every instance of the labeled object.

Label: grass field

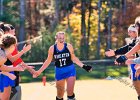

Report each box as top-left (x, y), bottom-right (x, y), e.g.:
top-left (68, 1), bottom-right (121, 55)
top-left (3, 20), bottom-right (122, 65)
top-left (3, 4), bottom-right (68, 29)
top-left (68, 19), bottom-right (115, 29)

top-left (21, 79), bottom-right (137, 100)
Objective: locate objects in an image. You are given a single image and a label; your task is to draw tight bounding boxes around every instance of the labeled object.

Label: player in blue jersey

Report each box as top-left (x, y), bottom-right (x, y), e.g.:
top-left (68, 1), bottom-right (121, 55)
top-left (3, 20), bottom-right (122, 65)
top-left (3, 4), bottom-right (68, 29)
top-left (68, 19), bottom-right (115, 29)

top-left (114, 16), bottom-right (140, 100)
top-left (34, 31), bottom-right (93, 100)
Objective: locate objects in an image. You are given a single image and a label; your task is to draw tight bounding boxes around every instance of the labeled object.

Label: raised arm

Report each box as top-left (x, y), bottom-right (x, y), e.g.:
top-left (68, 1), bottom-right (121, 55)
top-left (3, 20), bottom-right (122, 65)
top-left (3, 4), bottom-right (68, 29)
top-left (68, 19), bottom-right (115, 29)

top-left (34, 45), bottom-right (54, 77)
top-left (20, 62), bottom-right (36, 74)
top-left (7, 44), bottom-right (31, 62)
top-left (125, 42), bottom-right (140, 58)
top-left (115, 42), bottom-right (140, 64)
top-left (105, 40), bottom-right (135, 57)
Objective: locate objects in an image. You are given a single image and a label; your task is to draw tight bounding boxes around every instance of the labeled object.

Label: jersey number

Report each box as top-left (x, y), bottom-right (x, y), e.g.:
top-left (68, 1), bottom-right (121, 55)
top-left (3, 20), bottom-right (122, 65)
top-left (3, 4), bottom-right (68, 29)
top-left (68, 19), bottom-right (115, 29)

top-left (59, 58), bottom-right (66, 67)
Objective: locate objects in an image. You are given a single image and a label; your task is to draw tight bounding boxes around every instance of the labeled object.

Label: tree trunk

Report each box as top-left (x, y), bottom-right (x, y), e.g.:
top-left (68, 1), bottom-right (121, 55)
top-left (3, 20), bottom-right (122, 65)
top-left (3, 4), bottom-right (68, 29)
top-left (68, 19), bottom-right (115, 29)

top-left (18, 0), bottom-right (25, 50)
top-left (54, 0), bottom-right (60, 22)
top-left (97, 0), bottom-right (101, 59)
top-left (87, 0), bottom-right (92, 59)
top-left (107, 1), bottom-right (112, 50)
top-left (122, 0), bottom-right (127, 17)
top-left (0, 0), bottom-right (3, 16)
top-left (81, 0), bottom-right (87, 60)
top-left (30, 0), bottom-right (38, 36)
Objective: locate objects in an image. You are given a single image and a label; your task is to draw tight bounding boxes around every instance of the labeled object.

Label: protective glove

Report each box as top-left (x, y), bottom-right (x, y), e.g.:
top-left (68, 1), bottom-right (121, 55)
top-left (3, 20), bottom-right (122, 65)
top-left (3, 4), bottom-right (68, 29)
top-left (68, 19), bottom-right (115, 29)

top-left (116, 55), bottom-right (127, 64)
top-left (82, 64), bottom-right (93, 72)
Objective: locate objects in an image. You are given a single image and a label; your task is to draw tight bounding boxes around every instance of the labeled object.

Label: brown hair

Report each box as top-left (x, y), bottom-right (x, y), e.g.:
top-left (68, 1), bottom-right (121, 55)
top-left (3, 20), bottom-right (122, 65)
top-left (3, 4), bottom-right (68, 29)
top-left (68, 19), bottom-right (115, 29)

top-left (0, 23), bottom-right (11, 33)
top-left (3, 24), bottom-right (11, 32)
top-left (0, 34), bottom-right (17, 49)
top-left (4, 24), bottom-right (15, 30)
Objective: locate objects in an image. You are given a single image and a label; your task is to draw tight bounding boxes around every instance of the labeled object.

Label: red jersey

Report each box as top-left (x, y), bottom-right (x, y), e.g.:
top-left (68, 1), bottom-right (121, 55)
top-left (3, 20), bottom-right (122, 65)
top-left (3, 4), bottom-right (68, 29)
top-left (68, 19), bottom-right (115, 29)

top-left (11, 47), bottom-right (23, 67)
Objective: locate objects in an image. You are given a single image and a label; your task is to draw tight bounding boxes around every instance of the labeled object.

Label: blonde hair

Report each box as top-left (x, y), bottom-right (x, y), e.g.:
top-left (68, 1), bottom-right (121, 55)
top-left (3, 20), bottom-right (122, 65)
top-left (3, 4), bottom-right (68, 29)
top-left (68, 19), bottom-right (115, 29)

top-left (55, 31), bottom-right (65, 43)
top-left (128, 24), bottom-right (138, 34)
top-left (55, 31), bottom-right (65, 39)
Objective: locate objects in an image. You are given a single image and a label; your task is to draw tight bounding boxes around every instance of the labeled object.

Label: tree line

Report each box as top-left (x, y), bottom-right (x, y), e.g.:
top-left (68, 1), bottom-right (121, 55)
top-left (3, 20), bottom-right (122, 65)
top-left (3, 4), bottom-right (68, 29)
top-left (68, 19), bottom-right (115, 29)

top-left (0, 0), bottom-right (140, 62)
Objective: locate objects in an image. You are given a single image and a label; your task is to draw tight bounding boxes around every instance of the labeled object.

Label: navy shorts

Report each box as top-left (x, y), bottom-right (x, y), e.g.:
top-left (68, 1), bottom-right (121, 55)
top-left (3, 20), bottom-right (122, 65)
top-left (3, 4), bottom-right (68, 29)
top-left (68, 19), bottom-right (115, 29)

top-left (3, 71), bottom-right (15, 87)
top-left (130, 64), bottom-right (140, 81)
top-left (55, 64), bottom-right (76, 81)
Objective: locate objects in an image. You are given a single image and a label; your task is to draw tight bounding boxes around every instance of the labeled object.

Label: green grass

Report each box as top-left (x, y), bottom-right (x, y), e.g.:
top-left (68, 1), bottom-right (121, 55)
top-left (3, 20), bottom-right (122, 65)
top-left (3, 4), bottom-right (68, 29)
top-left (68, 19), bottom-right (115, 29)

top-left (20, 64), bottom-right (128, 83)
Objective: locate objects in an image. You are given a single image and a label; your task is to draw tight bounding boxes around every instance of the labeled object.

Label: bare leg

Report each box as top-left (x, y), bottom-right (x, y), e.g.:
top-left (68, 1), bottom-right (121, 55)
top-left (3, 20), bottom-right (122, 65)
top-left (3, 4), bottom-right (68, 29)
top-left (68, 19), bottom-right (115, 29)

top-left (1, 86), bottom-right (12, 100)
top-left (0, 92), bottom-right (2, 100)
top-left (56, 79), bottom-right (65, 99)
top-left (133, 81), bottom-right (140, 94)
top-left (66, 76), bottom-right (76, 96)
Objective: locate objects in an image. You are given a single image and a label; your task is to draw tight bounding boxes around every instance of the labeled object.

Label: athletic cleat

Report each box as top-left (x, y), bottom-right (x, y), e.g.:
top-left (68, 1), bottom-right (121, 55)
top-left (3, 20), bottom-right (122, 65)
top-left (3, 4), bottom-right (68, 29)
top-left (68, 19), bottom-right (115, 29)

top-left (67, 98), bottom-right (76, 100)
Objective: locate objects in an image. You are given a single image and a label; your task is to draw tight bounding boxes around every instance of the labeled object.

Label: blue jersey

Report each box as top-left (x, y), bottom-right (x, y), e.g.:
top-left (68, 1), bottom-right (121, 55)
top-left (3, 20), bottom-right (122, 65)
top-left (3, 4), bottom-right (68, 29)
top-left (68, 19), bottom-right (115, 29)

top-left (53, 43), bottom-right (73, 68)
top-left (53, 43), bottom-right (76, 81)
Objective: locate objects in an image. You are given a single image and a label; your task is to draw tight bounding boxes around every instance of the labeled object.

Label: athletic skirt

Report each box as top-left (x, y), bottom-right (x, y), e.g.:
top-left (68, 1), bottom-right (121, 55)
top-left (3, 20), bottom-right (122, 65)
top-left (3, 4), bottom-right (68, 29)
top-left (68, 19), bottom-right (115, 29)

top-left (3, 71), bottom-right (15, 87)
top-left (55, 64), bottom-right (76, 81)
top-left (130, 64), bottom-right (140, 81)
